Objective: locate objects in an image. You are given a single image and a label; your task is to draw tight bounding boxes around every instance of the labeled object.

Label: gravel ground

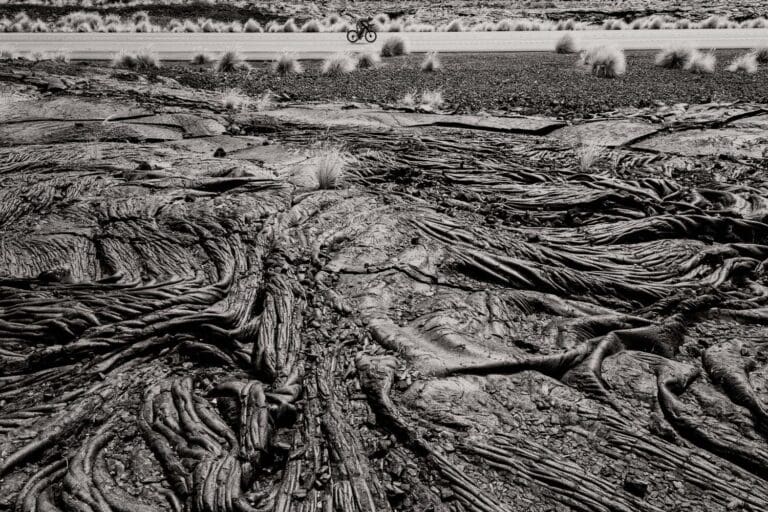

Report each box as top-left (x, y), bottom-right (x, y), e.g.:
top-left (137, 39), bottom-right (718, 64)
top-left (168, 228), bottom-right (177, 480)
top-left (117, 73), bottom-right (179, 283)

top-left (159, 49), bottom-right (768, 117)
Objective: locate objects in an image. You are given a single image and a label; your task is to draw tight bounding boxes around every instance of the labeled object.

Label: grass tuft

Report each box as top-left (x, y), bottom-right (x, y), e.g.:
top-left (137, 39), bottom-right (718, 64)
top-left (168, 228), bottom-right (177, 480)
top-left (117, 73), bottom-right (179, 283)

top-left (221, 89), bottom-right (250, 112)
top-left (420, 90), bottom-right (444, 110)
top-left (215, 50), bottom-right (251, 73)
top-left (315, 147), bottom-right (347, 189)
top-left (380, 36), bottom-right (410, 57)
top-left (576, 141), bottom-right (604, 171)
top-left (684, 51), bottom-right (716, 74)
top-left (727, 53), bottom-right (758, 73)
top-left (655, 46), bottom-right (694, 69)
top-left (355, 51), bottom-right (381, 69)
top-left (555, 33), bottom-right (578, 54)
top-left (321, 52), bottom-right (356, 75)
top-left (244, 19), bottom-right (262, 33)
top-left (752, 47), bottom-right (768, 64)
top-left (421, 51), bottom-right (442, 72)
top-left (302, 19), bottom-right (322, 32)
top-left (579, 45), bottom-right (626, 78)
top-left (272, 52), bottom-right (303, 75)
top-left (446, 19), bottom-right (464, 32)
top-left (191, 52), bottom-right (215, 65)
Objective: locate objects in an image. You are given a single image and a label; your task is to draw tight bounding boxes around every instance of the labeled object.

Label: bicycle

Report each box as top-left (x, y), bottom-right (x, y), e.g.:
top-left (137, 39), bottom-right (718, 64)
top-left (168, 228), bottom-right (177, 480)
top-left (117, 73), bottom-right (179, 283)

top-left (347, 20), bottom-right (377, 43)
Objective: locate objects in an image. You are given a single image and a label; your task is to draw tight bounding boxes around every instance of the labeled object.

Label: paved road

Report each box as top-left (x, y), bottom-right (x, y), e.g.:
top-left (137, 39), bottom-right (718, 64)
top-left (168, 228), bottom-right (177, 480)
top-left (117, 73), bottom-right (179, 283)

top-left (3, 29), bottom-right (768, 60)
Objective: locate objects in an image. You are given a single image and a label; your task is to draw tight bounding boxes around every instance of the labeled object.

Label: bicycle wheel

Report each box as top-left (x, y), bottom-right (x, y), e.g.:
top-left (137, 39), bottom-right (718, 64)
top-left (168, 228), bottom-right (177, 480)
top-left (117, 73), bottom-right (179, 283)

top-left (364, 30), bottom-right (377, 43)
top-left (346, 29), bottom-right (360, 43)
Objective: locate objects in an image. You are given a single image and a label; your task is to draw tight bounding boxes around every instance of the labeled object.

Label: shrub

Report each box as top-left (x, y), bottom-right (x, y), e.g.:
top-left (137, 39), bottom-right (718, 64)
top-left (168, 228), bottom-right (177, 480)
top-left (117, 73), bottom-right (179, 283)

top-left (302, 19), bottom-right (322, 32)
top-left (752, 47), bottom-right (768, 64)
top-left (321, 52), bottom-right (356, 75)
top-left (380, 36), bottom-right (410, 57)
top-left (629, 18), bottom-right (645, 29)
top-left (253, 91), bottom-right (275, 111)
top-left (556, 18), bottom-right (576, 31)
top-left (580, 45), bottom-right (626, 78)
top-left (226, 21), bottom-right (243, 33)
top-left (513, 19), bottom-right (533, 31)
top-left (495, 19), bottom-right (514, 31)
top-left (221, 89), bottom-right (250, 112)
top-left (0, 48), bottom-right (18, 60)
top-left (356, 51), bottom-right (381, 69)
top-left (111, 50), bottom-right (138, 69)
top-left (183, 20), bottom-right (199, 32)
top-left (646, 16), bottom-right (664, 29)
top-left (201, 19), bottom-right (219, 32)
top-left (748, 17), bottom-right (768, 29)
top-left (328, 14), bottom-right (340, 25)
top-left (727, 53), bottom-right (758, 73)
top-left (131, 11), bottom-right (149, 24)
top-left (244, 19), bottom-right (262, 32)
top-left (576, 142), bottom-right (604, 171)
top-left (406, 23), bottom-right (435, 32)
top-left (701, 15), bottom-right (729, 29)
top-left (375, 13), bottom-right (389, 25)
top-left (135, 49), bottom-right (161, 70)
top-left (282, 18), bottom-right (298, 32)
top-left (401, 91), bottom-right (417, 108)
top-left (191, 52), bottom-right (215, 65)
top-left (272, 52), bottom-right (303, 75)
top-left (655, 46), bottom-right (694, 69)
top-left (315, 147), bottom-right (346, 189)
top-left (421, 51), bottom-right (441, 71)
top-left (446, 19), bottom-right (464, 32)
top-left (50, 49), bottom-right (71, 63)
top-left (555, 33), bottom-right (577, 53)
top-left (684, 51), bottom-right (716, 74)
top-left (420, 90), bottom-right (444, 110)
top-left (215, 50), bottom-right (251, 73)
top-left (675, 19), bottom-right (692, 29)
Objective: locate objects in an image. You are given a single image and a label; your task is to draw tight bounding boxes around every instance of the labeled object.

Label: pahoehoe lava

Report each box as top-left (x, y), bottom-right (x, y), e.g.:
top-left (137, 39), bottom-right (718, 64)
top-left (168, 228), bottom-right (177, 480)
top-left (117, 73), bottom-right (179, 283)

top-left (3, 64), bottom-right (768, 512)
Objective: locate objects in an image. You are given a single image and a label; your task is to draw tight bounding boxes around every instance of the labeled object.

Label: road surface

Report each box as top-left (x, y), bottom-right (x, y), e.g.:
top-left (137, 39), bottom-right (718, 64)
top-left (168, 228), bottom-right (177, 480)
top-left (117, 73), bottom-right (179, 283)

top-left (3, 29), bottom-right (768, 60)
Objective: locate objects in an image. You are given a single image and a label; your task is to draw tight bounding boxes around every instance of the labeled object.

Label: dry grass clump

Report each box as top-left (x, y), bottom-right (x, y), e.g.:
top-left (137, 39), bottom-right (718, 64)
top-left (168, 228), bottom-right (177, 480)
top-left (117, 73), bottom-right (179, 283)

top-left (655, 46), bottom-right (694, 69)
top-left (221, 88), bottom-right (250, 112)
top-left (110, 48), bottom-right (160, 70)
top-left (282, 18), bottom-right (298, 32)
top-left (555, 34), bottom-right (578, 54)
top-left (321, 52), bottom-right (356, 75)
top-left (315, 146), bottom-right (347, 189)
top-left (701, 15), bottom-right (730, 29)
top-left (355, 51), bottom-right (381, 69)
top-left (191, 51), bottom-right (215, 65)
top-left (215, 50), bottom-right (251, 73)
top-left (420, 90), bottom-right (444, 110)
top-left (406, 23), bottom-right (435, 32)
top-left (301, 19), bottom-right (322, 32)
top-left (134, 49), bottom-right (161, 69)
top-left (253, 91), bottom-right (276, 112)
top-left (50, 49), bottom-right (71, 63)
top-left (421, 51), bottom-right (441, 72)
top-left (272, 52), bottom-right (303, 75)
top-left (727, 53), bottom-right (758, 73)
top-left (579, 45), bottom-right (626, 78)
top-left (752, 47), bottom-right (768, 64)
top-left (684, 51), bottom-right (716, 74)
top-left (380, 36), bottom-right (410, 57)
top-left (0, 48), bottom-right (19, 60)
top-left (446, 19), bottom-right (464, 32)
top-left (244, 19), bottom-right (262, 32)
top-left (576, 141), bottom-right (605, 171)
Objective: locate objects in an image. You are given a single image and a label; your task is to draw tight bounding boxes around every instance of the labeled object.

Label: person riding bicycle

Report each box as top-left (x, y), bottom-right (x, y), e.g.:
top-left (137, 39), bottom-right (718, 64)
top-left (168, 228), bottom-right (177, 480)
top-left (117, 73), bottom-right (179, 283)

top-left (356, 16), bottom-right (374, 33)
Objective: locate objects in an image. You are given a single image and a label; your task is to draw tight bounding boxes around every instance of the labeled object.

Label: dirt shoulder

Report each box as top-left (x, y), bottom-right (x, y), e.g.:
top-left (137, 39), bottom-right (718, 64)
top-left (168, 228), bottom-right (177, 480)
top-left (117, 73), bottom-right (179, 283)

top-left (158, 49), bottom-right (768, 118)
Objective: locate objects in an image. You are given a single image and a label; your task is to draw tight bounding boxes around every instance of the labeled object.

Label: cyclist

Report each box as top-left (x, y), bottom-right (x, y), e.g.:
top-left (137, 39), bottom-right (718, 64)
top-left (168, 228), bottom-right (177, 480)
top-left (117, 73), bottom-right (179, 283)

top-left (356, 16), bottom-right (374, 33)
